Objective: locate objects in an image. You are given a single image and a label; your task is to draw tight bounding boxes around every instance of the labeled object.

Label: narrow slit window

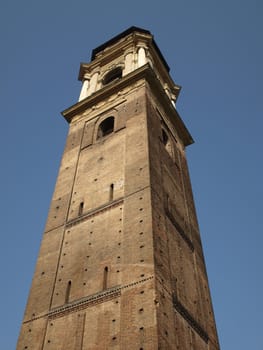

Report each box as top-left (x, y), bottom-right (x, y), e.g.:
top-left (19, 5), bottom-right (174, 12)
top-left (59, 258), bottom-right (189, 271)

top-left (103, 266), bottom-right (108, 290)
top-left (65, 280), bottom-right (71, 304)
top-left (79, 202), bottom-right (84, 216)
top-left (162, 129), bottom-right (168, 145)
top-left (109, 183), bottom-right (114, 201)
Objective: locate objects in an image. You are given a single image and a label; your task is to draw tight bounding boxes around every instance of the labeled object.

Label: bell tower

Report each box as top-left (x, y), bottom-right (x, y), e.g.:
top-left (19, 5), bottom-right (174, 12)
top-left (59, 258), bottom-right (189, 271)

top-left (17, 27), bottom-right (220, 349)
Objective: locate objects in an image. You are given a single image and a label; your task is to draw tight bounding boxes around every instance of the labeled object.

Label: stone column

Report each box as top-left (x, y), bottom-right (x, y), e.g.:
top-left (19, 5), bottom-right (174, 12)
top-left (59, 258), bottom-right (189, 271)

top-left (78, 79), bottom-right (90, 101)
top-left (89, 71), bottom-right (99, 95)
top-left (123, 51), bottom-right (134, 76)
top-left (138, 47), bottom-right (147, 67)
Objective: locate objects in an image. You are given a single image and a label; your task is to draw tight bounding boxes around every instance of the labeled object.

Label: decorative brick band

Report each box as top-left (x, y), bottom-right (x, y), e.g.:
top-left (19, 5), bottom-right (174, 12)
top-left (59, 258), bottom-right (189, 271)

top-left (66, 198), bottom-right (124, 228)
top-left (155, 276), bottom-right (208, 344)
top-left (165, 210), bottom-right (194, 252)
top-left (172, 294), bottom-right (209, 343)
top-left (49, 288), bottom-right (121, 320)
top-left (23, 275), bottom-right (154, 323)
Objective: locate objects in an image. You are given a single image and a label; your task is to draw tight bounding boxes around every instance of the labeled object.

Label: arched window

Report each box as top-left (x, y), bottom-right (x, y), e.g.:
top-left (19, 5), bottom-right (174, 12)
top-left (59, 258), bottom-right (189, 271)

top-left (103, 67), bottom-right (122, 85)
top-left (97, 117), bottom-right (115, 139)
top-left (162, 128), bottom-right (173, 158)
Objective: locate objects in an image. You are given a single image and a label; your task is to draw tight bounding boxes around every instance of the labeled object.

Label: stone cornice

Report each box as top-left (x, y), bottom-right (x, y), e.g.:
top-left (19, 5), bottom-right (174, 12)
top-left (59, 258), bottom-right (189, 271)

top-left (91, 27), bottom-right (169, 70)
top-left (79, 27), bottom-right (170, 81)
top-left (78, 31), bottom-right (178, 97)
top-left (61, 64), bottom-right (193, 146)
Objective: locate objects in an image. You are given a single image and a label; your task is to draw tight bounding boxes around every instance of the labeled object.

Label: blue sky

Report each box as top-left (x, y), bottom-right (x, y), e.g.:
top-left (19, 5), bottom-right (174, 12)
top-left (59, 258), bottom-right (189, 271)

top-left (1, 0), bottom-right (262, 349)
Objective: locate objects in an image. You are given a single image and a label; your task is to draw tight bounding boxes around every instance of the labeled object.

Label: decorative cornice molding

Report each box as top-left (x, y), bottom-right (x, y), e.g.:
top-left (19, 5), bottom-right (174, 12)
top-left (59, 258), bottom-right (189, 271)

top-left (62, 64), bottom-right (193, 147)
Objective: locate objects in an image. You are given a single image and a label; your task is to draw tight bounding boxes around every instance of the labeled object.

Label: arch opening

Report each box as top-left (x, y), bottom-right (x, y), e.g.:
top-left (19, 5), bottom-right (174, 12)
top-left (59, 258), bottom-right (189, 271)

top-left (103, 67), bottom-right (122, 85)
top-left (97, 117), bottom-right (114, 139)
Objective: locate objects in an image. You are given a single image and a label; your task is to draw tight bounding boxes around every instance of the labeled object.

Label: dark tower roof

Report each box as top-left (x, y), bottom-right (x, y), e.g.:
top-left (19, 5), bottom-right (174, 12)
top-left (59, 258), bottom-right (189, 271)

top-left (91, 26), bottom-right (170, 72)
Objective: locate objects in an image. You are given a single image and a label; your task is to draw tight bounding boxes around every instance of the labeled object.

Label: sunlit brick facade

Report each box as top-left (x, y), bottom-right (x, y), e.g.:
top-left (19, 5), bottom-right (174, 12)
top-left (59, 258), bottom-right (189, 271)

top-left (17, 27), bottom-right (220, 350)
